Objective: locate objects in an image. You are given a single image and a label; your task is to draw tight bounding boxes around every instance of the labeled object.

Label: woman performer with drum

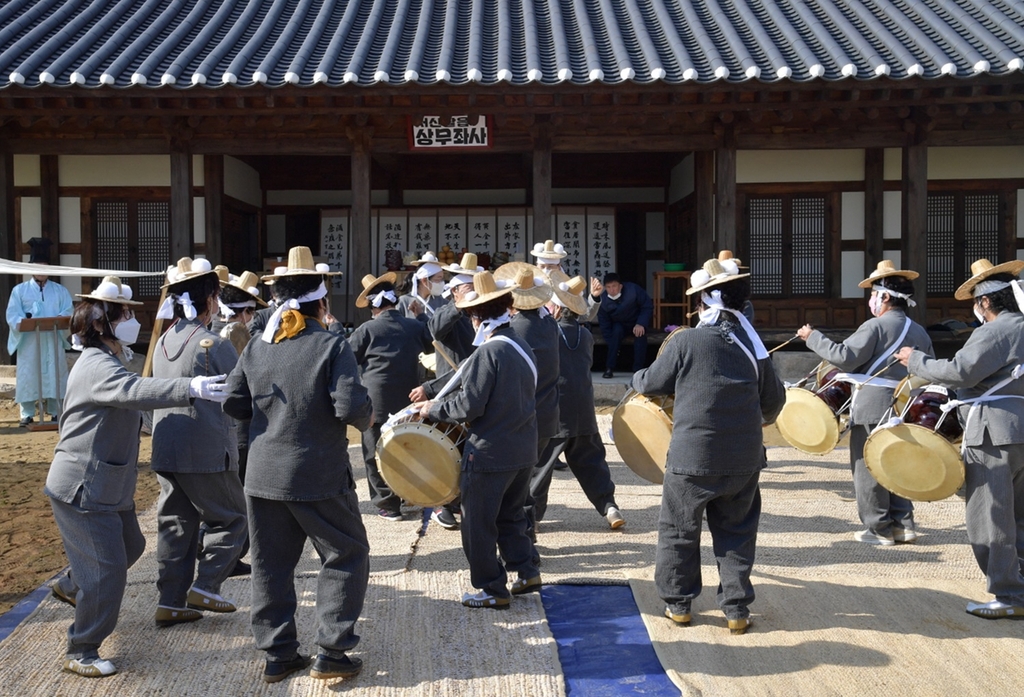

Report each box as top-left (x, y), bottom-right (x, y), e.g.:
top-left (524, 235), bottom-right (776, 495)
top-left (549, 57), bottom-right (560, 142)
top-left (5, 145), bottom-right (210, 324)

top-left (416, 270), bottom-right (541, 609)
top-left (633, 257), bottom-right (784, 634)
top-left (223, 246), bottom-right (373, 683)
top-left (349, 271), bottom-right (433, 521)
top-left (45, 277), bottom-right (227, 677)
top-left (896, 259), bottom-right (1024, 619)
top-left (797, 260), bottom-right (932, 546)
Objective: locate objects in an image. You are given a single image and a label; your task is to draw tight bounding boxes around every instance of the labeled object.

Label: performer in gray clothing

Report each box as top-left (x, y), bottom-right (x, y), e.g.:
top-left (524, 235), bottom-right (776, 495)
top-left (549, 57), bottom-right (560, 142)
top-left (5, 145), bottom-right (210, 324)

top-left (531, 239), bottom-right (603, 323)
top-left (633, 258), bottom-right (785, 635)
top-left (151, 257), bottom-right (247, 625)
top-left (349, 272), bottom-right (433, 520)
top-left (798, 260), bottom-right (933, 546)
top-left (45, 277), bottom-right (226, 678)
top-left (532, 271), bottom-right (624, 530)
top-left (223, 246), bottom-right (373, 684)
top-left (418, 270), bottom-right (541, 609)
top-left (897, 259), bottom-right (1024, 619)
top-left (397, 250), bottom-right (447, 321)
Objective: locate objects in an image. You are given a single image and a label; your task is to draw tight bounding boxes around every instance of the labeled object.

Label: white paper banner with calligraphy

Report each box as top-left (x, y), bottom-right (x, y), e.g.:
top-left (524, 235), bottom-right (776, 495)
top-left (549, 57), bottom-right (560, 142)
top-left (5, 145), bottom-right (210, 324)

top-left (588, 210), bottom-right (616, 281)
top-left (497, 210), bottom-right (527, 258)
top-left (377, 211), bottom-right (408, 272)
top-left (556, 209), bottom-right (587, 279)
top-left (320, 211), bottom-right (349, 292)
top-left (408, 212), bottom-right (438, 259)
top-left (467, 211), bottom-right (497, 256)
top-left (409, 116), bottom-right (491, 150)
top-left (438, 211), bottom-right (468, 260)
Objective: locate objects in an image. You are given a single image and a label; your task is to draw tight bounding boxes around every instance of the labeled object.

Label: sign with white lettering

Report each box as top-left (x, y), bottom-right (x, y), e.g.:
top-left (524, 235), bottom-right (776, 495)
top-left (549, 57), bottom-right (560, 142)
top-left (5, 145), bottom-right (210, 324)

top-left (408, 116), bottom-right (492, 150)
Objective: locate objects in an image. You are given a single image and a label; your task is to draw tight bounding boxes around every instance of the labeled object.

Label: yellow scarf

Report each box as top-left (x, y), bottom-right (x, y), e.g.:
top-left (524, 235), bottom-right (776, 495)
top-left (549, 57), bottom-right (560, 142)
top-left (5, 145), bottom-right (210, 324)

top-left (273, 310), bottom-right (325, 343)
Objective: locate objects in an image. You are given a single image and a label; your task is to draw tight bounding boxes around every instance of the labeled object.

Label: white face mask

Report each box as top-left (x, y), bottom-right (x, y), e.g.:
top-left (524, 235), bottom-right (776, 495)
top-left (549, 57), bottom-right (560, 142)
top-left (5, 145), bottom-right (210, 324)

top-left (867, 293), bottom-right (880, 317)
top-left (607, 293), bottom-right (621, 301)
top-left (973, 302), bottom-right (986, 325)
top-left (114, 317), bottom-right (141, 345)
top-left (429, 281), bottom-right (445, 297)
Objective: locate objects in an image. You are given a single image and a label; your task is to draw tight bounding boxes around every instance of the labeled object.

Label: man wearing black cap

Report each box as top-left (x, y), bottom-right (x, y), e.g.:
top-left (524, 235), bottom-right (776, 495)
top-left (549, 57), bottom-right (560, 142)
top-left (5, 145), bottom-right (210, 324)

top-left (5, 238), bottom-right (73, 426)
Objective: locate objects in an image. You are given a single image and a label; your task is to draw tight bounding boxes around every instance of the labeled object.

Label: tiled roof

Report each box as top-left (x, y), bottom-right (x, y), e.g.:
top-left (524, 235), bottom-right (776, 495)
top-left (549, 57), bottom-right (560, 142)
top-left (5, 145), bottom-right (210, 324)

top-left (1, 0), bottom-right (1023, 89)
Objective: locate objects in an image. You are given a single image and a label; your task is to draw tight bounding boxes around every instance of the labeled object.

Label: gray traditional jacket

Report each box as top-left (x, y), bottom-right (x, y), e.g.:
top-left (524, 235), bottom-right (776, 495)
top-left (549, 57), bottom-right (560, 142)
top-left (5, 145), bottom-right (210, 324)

top-left (509, 309), bottom-right (560, 440)
top-left (427, 301), bottom-right (475, 381)
top-left (428, 325), bottom-right (538, 472)
top-left (632, 319), bottom-right (785, 476)
top-left (397, 292), bottom-right (446, 322)
top-left (46, 346), bottom-right (193, 511)
top-left (909, 311), bottom-right (1024, 447)
top-left (805, 309), bottom-right (933, 426)
top-left (348, 309), bottom-right (433, 419)
top-left (151, 318), bottom-right (239, 473)
top-left (223, 320), bottom-right (372, 501)
top-left (555, 317), bottom-right (599, 438)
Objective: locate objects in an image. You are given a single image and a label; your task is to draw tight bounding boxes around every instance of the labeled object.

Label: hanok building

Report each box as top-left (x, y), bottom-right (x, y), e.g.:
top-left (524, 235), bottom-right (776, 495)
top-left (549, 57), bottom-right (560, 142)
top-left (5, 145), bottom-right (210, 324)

top-left (2, 0), bottom-right (1024, 358)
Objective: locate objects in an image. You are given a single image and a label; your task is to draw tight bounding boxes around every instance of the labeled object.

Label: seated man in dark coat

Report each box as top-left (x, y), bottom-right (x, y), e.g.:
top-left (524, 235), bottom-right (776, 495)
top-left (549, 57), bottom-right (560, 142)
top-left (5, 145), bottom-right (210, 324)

top-left (597, 272), bottom-right (653, 378)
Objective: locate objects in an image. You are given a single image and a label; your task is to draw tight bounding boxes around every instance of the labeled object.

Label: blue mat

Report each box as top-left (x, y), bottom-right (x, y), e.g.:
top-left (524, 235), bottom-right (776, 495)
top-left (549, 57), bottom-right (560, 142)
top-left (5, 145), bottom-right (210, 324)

top-left (541, 585), bottom-right (678, 696)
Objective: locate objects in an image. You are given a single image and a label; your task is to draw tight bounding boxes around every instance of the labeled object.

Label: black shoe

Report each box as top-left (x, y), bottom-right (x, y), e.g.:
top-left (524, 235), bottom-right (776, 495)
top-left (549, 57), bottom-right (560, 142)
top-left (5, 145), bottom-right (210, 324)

top-left (552, 460), bottom-right (568, 471)
top-left (18, 417), bottom-right (33, 427)
top-left (602, 370), bottom-right (614, 379)
top-left (229, 560), bottom-right (251, 577)
top-left (310, 653), bottom-right (363, 680)
top-left (431, 507), bottom-right (459, 530)
top-left (262, 655), bottom-right (311, 683)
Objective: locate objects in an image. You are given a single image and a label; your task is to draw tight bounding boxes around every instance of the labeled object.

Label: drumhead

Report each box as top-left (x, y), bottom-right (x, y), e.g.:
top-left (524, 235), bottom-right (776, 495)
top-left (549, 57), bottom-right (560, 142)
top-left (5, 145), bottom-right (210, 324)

top-left (376, 421), bottom-right (461, 507)
top-left (864, 423), bottom-right (964, 502)
top-left (611, 392), bottom-right (673, 484)
top-left (816, 361), bottom-right (841, 387)
top-left (776, 388), bottom-right (841, 455)
top-left (656, 326), bottom-right (688, 359)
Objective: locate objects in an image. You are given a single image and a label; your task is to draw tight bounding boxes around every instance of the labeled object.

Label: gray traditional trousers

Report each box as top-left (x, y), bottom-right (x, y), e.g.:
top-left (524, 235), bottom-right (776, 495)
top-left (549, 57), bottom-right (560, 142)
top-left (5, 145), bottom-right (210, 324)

top-left (964, 436), bottom-right (1024, 605)
top-left (248, 490), bottom-right (370, 661)
top-left (49, 497), bottom-right (146, 660)
top-left (361, 422), bottom-right (401, 514)
top-left (155, 469), bottom-right (247, 607)
top-left (656, 471), bottom-right (761, 620)
top-left (849, 425), bottom-right (914, 538)
top-left (531, 433), bottom-right (617, 522)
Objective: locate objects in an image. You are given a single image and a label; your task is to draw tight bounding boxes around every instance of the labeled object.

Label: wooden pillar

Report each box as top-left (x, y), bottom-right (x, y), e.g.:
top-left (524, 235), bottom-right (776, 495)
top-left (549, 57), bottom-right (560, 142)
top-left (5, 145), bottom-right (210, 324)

top-left (203, 155), bottom-right (224, 264)
top-left (695, 150), bottom-right (715, 263)
top-left (715, 134), bottom-right (737, 253)
top-left (864, 148), bottom-right (885, 276)
top-left (0, 145), bottom-right (14, 363)
top-left (40, 155), bottom-right (59, 255)
top-left (902, 140), bottom-right (928, 324)
top-left (350, 134), bottom-right (372, 283)
top-left (532, 128), bottom-right (552, 244)
top-left (169, 141), bottom-right (193, 261)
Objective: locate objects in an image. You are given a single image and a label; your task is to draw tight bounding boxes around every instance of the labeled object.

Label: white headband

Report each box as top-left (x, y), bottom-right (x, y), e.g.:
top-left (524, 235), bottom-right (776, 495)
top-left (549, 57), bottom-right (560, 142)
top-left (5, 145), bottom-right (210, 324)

top-left (260, 282), bottom-right (328, 343)
top-left (370, 289), bottom-right (398, 308)
top-left (415, 263), bottom-right (443, 279)
top-left (156, 291), bottom-right (197, 321)
top-left (218, 298), bottom-right (257, 318)
top-left (871, 284), bottom-right (917, 308)
top-left (975, 278), bottom-right (1024, 311)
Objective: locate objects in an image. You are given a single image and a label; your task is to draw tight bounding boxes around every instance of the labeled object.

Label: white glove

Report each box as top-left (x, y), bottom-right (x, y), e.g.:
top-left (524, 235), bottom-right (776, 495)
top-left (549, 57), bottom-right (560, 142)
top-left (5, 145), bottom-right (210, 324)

top-left (189, 374), bottom-right (228, 403)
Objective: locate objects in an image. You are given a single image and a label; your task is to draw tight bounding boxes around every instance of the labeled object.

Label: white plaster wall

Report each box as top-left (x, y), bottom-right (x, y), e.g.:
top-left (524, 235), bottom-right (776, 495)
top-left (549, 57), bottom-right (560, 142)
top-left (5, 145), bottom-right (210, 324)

top-left (59, 254), bottom-right (83, 294)
top-left (224, 156), bottom-right (262, 208)
top-left (403, 189), bottom-right (525, 206)
top-left (192, 155), bottom-right (204, 187)
top-left (884, 148), bottom-right (902, 180)
top-left (552, 188), bottom-right (664, 204)
top-left (646, 211), bottom-right (665, 251)
top-left (267, 215), bottom-right (286, 254)
top-left (13, 155), bottom-right (39, 186)
top-left (58, 197), bottom-right (81, 244)
top-left (841, 192), bottom-right (865, 240)
top-left (668, 154), bottom-right (694, 204)
top-left (20, 197), bottom-right (41, 242)
top-left (842, 251), bottom-right (866, 298)
top-left (194, 197), bottom-right (205, 244)
top-left (59, 155), bottom-right (171, 187)
top-left (737, 150), bottom-right (864, 183)
top-left (884, 250), bottom-right (902, 268)
top-left (929, 146), bottom-right (1024, 180)
top-left (883, 191), bottom-right (901, 239)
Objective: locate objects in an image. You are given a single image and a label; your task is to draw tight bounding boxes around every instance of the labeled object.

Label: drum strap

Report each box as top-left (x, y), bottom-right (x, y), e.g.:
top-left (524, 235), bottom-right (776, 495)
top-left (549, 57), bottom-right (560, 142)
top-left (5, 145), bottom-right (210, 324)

top-left (940, 363), bottom-right (1024, 455)
top-left (489, 335), bottom-right (538, 387)
top-left (728, 332), bottom-right (759, 378)
top-left (866, 317), bottom-right (913, 376)
top-left (836, 317), bottom-right (914, 411)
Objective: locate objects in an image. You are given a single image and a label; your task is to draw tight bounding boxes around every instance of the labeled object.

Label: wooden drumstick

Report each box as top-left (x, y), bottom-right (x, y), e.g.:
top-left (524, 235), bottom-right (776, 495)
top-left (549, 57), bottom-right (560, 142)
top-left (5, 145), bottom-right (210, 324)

top-left (767, 335), bottom-right (799, 355)
top-left (855, 355), bottom-right (900, 391)
top-left (199, 338), bottom-right (214, 376)
top-left (432, 340), bottom-right (458, 371)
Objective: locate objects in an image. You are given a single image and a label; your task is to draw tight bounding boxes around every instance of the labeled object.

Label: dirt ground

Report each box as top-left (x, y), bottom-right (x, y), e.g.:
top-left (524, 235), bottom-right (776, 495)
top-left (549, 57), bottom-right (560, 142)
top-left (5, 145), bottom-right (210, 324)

top-left (0, 400), bottom-right (161, 615)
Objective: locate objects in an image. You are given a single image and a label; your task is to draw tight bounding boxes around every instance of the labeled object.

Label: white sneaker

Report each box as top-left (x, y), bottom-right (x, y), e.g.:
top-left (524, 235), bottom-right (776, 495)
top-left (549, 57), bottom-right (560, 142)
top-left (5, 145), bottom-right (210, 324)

top-left (892, 528), bottom-right (918, 543)
top-left (63, 657), bottom-right (117, 677)
top-left (853, 529), bottom-right (895, 546)
top-left (966, 599), bottom-right (1024, 619)
top-left (605, 506), bottom-right (626, 529)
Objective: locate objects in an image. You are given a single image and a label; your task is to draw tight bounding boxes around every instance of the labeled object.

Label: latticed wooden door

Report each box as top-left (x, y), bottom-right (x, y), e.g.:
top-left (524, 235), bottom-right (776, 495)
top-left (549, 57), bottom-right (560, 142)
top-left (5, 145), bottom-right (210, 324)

top-left (926, 193), bottom-right (1002, 296)
top-left (745, 195), bottom-right (828, 298)
top-left (94, 199), bottom-right (170, 300)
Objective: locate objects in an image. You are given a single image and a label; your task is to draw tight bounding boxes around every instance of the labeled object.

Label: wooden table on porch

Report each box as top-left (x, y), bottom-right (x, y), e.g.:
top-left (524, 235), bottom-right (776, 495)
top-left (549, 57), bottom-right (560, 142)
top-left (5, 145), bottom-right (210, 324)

top-left (652, 270), bottom-right (692, 330)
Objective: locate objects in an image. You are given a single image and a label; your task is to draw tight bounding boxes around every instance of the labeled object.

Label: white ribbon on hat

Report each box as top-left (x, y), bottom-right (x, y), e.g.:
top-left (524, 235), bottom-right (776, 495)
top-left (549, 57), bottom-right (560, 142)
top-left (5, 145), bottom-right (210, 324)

top-left (974, 278), bottom-right (1024, 311)
top-left (260, 282), bottom-right (329, 343)
top-left (370, 289), bottom-right (398, 308)
top-left (442, 273), bottom-right (475, 299)
top-left (871, 284), bottom-right (917, 307)
top-left (472, 311), bottom-right (511, 346)
top-left (218, 298), bottom-right (257, 318)
top-left (415, 262), bottom-right (443, 279)
top-left (699, 290), bottom-right (769, 360)
top-left (156, 291), bottom-right (197, 321)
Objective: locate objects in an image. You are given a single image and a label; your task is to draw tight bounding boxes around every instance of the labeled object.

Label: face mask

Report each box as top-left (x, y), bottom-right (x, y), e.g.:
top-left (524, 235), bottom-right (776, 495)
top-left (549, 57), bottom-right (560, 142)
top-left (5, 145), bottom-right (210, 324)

top-left (868, 293), bottom-right (882, 317)
top-left (607, 293), bottom-right (621, 301)
top-left (114, 317), bottom-right (141, 345)
top-left (429, 281), bottom-right (445, 297)
top-left (973, 303), bottom-right (986, 325)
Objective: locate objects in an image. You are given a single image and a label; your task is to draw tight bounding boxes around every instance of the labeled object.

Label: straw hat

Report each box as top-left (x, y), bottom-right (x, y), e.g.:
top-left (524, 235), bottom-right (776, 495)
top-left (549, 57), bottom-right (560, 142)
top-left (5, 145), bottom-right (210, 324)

top-left (530, 240), bottom-right (567, 262)
top-left (954, 258), bottom-right (1024, 300)
top-left (75, 276), bottom-right (143, 306)
top-left (411, 251), bottom-right (441, 266)
top-left (162, 257), bottom-right (217, 289)
top-left (718, 250), bottom-right (748, 270)
top-left (261, 246), bottom-right (339, 281)
top-left (858, 259), bottom-right (920, 289)
top-left (493, 261), bottom-right (553, 310)
top-left (355, 271), bottom-right (399, 308)
top-left (455, 271), bottom-right (515, 309)
top-left (546, 269), bottom-right (588, 316)
top-left (445, 252), bottom-right (484, 275)
top-left (685, 257), bottom-right (751, 296)
top-left (215, 266), bottom-right (268, 307)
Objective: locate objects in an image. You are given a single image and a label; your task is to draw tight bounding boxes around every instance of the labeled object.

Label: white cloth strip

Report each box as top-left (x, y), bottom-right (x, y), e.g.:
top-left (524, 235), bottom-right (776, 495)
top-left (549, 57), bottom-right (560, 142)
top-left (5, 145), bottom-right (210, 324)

top-left (370, 289), bottom-right (398, 308)
top-left (156, 291), bottom-right (197, 321)
top-left (938, 363), bottom-right (1024, 455)
top-left (489, 335), bottom-right (538, 387)
top-left (871, 284), bottom-right (917, 307)
top-left (260, 282), bottom-right (328, 343)
top-left (699, 290), bottom-right (769, 360)
top-left (0, 258), bottom-right (164, 277)
top-left (471, 311), bottom-right (511, 346)
top-left (415, 263), bottom-right (443, 279)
